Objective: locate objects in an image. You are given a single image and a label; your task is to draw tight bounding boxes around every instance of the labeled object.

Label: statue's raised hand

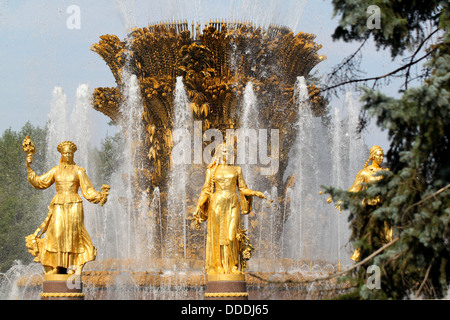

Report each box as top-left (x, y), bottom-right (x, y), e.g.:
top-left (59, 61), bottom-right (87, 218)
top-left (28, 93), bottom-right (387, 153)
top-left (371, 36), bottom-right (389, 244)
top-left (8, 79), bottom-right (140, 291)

top-left (193, 207), bottom-right (205, 230)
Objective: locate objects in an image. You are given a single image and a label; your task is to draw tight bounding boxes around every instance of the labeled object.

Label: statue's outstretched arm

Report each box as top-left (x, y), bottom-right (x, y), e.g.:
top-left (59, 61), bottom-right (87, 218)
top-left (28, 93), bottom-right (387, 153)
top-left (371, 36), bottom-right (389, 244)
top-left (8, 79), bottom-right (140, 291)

top-left (26, 165), bottom-right (55, 190)
top-left (78, 168), bottom-right (109, 205)
top-left (236, 167), bottom-right (268, 200)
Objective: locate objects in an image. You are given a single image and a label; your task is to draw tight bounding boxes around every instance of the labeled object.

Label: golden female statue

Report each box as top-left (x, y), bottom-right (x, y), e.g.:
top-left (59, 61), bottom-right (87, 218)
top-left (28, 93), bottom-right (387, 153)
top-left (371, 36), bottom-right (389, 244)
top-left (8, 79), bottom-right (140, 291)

top-left (193, 143), bottom-right (270, 277)
top-left (23, 137), bottom-right (109, 275)
top-left (348, 145), bottom-right (388, 203)
top-left (348, 145), bottom-right (393, 261)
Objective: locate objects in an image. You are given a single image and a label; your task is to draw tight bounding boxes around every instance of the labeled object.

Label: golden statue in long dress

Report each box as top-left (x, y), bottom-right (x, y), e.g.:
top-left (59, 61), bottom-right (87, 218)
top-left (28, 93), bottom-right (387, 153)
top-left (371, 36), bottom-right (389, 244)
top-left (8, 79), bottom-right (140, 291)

top-left (193, 143), bottom-right (270, 277)
top-left (23, 137), bottom-right (109, 275)
top-left (347, 145), bottom-right (393, 261)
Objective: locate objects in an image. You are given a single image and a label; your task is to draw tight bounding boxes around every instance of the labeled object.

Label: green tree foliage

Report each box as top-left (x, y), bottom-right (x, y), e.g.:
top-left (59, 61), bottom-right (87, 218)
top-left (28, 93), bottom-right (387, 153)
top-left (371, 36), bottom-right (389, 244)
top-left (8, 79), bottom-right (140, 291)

top-left (325, 0), bottom-right (449, 299)
top-left (0, 123), bottom-right (48, 272)
top-left (92, 132), bottom-right (124, 185)
top-left (332, 0), bottom-right (448, 57)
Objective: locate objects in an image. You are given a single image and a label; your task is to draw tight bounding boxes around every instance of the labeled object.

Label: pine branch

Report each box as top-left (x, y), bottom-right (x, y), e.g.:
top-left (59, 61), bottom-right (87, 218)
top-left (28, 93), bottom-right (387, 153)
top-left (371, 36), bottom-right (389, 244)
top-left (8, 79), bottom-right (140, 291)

top-left (414, 262), bottom-right (433, 299)
top-left (326, 38), bottom-right (368, 81)
top-left (404, 29), bottom-right (440, 90)
top-left (320, 50), bottom-right (435, 94)
top-left (404, 184), bottom-right (450, 213)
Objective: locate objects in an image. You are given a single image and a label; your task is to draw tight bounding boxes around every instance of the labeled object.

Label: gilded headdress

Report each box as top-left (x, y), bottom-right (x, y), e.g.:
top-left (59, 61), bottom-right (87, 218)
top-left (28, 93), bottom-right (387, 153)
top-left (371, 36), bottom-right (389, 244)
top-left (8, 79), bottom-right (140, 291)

top-left (369, 145), bottom-right (383, 157)
top-left (364, 145), bottom-right (384, 168)
top-left (57, 141), bottom-right (77, 153)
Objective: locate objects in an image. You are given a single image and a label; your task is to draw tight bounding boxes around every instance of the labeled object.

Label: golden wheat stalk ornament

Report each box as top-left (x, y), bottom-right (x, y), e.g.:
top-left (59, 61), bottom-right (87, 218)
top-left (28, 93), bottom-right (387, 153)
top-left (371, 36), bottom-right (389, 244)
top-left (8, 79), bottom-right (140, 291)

top-left (22, 135), bottom-right (36, 163)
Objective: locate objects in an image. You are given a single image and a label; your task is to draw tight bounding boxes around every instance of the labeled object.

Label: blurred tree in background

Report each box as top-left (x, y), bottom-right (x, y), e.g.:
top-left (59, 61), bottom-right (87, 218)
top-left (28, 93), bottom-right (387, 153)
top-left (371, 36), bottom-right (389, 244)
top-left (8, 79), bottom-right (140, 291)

top-left (92, 132), bottom-right (124, 185)
top-left (0, 123), bottom-right (48, 272)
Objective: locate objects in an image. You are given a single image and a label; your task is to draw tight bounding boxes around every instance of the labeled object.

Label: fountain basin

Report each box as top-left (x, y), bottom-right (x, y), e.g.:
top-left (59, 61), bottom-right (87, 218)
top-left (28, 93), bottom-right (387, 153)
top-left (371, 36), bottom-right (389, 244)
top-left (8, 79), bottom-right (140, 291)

top-left (13, 258), bottom-right (353, 300)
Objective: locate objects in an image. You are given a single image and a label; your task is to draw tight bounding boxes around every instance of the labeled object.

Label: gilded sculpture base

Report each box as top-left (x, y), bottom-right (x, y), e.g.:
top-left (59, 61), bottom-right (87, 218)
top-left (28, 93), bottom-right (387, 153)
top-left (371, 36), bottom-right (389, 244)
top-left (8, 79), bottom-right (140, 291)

top-left (41, 274), bottom-right (84, 300)
top-left (205, 274), bottom-right (248, 300)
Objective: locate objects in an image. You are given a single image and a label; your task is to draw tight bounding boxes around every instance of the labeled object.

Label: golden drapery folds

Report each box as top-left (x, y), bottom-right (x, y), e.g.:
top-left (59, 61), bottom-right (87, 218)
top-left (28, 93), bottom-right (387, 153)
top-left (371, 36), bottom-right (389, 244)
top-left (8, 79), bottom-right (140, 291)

top-left (23, 138), bottom-right (109, 275)
top-left (193, 143), bottom-right (269, 277)
top-left (348, 145), bottom-right (393, 261)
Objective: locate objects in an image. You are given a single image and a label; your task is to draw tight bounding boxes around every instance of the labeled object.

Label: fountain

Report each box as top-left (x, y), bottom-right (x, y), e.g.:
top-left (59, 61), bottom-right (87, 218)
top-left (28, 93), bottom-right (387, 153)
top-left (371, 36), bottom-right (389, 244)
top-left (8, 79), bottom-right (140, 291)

top-left (87, 20), bottom-right (365, 298)
top-left (0, 13), bottom-right (371, 299)
top-left (89, 19), bottom-right (327, 263)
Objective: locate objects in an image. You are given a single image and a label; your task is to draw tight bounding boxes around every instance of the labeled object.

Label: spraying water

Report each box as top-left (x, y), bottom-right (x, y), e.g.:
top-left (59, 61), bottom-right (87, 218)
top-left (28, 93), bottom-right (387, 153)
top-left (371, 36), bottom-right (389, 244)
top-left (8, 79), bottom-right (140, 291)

top-left (101, 71), bottom-right (149, 262)
top-left (279, 77), bottom-right (367, 269)
top-left (345, 91), bottom-right (367, 187)
top-left (69, 84), bottom-right (93, 171)
top-left (283, 76), bottom-right (324, 262)
top-left (240, 81), bottom-right (259, 233)
top-left (331, 107), bottom-right (344, 265)
top-left (166, 77), bottom-right (192, 260)
top-left (113, 0), bottom-right (308, 33)
top-left (45, 84), bottom-right (94, 169)
top-left (46, 87), bottom-right (69, 166)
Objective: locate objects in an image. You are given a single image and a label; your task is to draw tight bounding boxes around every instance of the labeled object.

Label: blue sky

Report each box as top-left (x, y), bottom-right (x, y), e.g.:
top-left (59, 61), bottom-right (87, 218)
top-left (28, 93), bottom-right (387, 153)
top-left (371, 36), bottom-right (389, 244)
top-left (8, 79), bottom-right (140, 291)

top-left (0, 0), bottom-right (407, 150)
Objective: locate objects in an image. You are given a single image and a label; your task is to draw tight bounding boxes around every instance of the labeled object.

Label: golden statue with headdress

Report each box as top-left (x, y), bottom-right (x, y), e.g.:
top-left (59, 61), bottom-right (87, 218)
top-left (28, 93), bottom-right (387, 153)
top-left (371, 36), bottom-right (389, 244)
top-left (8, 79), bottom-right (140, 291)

top-left (347, 145), bottom-right (393, 261)
top-left (193, 142), bottom-right (271, 277)
top-left (23, 137), bottom-right (110, 275)
top-left (320, 145), bottom-right (393, 262)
